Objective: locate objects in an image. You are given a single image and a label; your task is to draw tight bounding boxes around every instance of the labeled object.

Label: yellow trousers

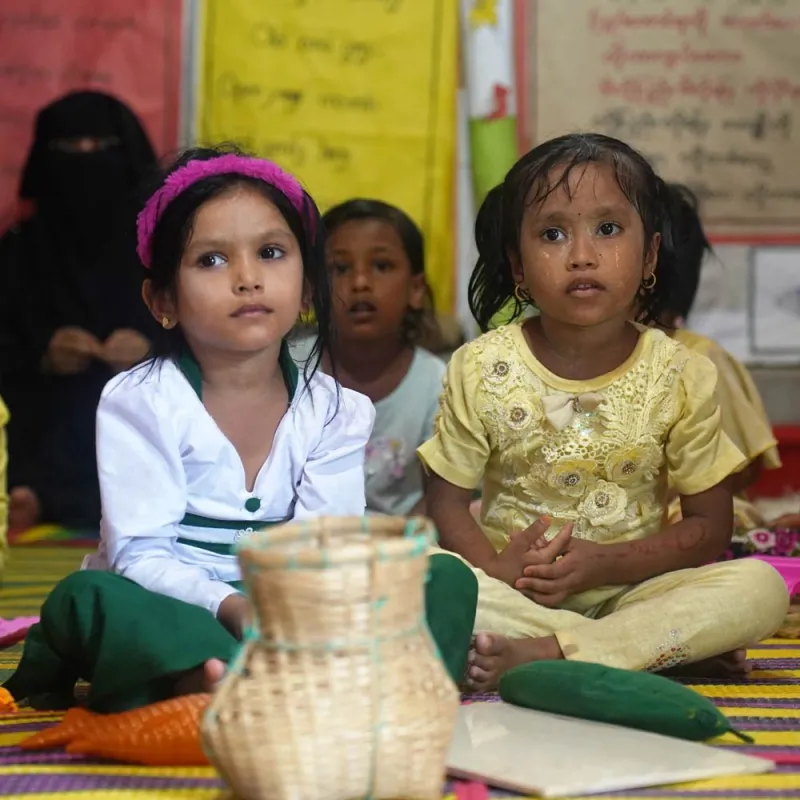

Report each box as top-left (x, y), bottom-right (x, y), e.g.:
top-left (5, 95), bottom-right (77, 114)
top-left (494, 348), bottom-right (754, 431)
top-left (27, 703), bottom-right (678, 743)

top-left (445, 553), bottom-right (789, 672)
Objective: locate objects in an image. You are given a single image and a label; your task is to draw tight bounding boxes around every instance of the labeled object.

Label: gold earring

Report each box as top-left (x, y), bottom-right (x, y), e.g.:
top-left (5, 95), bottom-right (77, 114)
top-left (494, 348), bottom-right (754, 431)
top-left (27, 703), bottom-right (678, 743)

top-left (161, 316), bottom-right (176, 330)
top-left (514, 284), bottom-right (531, 304)
top-left (642, 272), bottom-right (657, 291)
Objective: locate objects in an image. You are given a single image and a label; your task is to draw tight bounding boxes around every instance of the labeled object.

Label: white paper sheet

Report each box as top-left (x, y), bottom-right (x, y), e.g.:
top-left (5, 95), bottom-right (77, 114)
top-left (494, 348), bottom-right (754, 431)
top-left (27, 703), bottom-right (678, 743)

top-left (447, 703), bottom-right (772, 798)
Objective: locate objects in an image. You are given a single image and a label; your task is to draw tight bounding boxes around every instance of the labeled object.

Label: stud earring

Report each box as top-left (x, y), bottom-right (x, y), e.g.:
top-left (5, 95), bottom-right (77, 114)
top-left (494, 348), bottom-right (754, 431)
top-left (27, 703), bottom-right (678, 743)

top-left (161, 316), bottom-right (176, 330)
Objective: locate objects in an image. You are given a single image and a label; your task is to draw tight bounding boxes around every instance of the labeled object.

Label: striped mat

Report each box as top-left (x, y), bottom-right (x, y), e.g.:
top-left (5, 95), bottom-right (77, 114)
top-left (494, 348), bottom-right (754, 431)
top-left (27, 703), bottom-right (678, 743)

top-left (0, 548), bottom-right (89, 684)
top-left (1, 548), bottom-right (799, 799)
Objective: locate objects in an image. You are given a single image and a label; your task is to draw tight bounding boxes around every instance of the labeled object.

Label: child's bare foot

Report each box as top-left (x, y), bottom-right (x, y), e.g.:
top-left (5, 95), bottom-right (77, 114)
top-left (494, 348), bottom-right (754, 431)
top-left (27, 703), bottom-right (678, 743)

top-left (465, 632), bottom-right (563, 691)
top-left (174, 659), bottom-right (227, 696)
top-left (664, 649), bottom-right (751, 679)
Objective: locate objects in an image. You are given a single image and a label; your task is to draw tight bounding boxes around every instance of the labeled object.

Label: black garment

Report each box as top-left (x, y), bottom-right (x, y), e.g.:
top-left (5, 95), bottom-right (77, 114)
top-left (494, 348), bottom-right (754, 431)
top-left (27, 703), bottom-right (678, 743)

top-left (0, 91), bottom-right (159, 529)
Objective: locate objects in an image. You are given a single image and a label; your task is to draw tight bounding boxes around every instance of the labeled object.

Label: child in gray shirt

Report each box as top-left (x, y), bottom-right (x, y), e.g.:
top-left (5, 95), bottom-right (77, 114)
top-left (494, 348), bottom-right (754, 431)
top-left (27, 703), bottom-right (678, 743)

top-left (291, 199), bottom-right (447, 516)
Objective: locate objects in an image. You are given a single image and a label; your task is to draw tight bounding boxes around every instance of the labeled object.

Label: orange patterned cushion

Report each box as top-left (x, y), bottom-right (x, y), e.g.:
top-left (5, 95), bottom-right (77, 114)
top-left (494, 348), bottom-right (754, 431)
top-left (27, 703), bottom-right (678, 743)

top-left (21, 693), bottom-right (211, 766)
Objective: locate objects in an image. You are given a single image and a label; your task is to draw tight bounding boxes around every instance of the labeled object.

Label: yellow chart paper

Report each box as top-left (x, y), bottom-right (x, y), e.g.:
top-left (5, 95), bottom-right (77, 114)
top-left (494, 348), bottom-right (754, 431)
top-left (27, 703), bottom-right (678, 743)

top-left (199, 0), bottom-right (457, 312)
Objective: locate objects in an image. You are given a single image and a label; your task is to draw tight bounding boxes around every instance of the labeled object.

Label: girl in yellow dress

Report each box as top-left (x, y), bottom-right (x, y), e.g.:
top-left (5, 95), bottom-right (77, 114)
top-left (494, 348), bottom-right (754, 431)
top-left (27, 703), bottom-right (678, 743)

top-left (418, 133), bottom-right (789, 691)
top-left (658, 184), bottom-right (781, 536)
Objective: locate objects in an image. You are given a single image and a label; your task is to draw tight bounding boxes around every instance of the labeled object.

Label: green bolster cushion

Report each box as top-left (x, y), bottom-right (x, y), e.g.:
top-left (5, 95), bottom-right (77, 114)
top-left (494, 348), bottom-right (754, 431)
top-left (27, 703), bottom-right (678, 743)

top-left (498, 661), bottom-right (751, 743)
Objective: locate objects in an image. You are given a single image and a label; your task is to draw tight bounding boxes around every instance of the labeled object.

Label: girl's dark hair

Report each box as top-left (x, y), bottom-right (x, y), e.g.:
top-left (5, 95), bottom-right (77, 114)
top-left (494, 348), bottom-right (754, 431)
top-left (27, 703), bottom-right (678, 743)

top-left (468, 132), bottom-right (675, 332)
top-left (144, 144), bottom-right (332, 388)
top-left (321, 198), bottom-right (439, 346)
top-left (658, 183), bottom-right (712, 322)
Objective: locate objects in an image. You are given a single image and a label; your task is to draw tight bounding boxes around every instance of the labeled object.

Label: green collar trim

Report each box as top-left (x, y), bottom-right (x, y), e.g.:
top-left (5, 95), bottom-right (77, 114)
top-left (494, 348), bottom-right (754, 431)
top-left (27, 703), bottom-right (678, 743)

top-left (177, 340), bottom-right (298, 402)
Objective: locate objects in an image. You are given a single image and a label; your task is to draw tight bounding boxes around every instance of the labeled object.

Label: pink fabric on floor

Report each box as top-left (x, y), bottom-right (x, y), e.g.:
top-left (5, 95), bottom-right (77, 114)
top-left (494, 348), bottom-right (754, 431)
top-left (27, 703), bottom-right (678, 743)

top-left (0, 617), bottom-right (39, 649)
top-left (453, 780), bottom-right (489, 800)
top-left (750, 555), bottom-right (800, 595)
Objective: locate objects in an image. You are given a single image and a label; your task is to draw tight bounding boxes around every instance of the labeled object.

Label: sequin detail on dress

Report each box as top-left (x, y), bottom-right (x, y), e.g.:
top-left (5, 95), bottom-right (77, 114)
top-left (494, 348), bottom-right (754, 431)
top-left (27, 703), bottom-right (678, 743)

top-left (645, 629), bottom-right (691, 672)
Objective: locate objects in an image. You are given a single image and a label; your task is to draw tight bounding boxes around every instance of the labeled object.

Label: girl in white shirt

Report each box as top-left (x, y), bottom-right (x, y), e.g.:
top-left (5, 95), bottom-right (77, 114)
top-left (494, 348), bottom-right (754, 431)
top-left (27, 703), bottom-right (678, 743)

top-left (5, 147), bottom-right (478, 712)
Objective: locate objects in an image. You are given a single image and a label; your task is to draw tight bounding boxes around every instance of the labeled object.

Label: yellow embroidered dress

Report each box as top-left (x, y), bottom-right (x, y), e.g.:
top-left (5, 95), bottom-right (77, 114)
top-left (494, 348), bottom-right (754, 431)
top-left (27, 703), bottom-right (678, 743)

top-left (420, 324), bottom-right (744, 552)
top-left (418, 324), bottom-right (788, 672)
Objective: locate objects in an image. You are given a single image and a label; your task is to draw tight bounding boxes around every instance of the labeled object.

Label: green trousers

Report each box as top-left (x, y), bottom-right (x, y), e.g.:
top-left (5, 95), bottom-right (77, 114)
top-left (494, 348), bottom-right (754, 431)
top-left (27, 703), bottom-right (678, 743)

top-left (4, 553), bottom-right (477, 713)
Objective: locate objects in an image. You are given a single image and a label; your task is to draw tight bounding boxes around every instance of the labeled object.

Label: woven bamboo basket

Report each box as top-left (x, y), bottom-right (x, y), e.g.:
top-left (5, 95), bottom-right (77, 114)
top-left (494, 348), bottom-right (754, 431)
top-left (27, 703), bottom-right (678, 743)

top-left (201, 516), bottom-right (459, 800)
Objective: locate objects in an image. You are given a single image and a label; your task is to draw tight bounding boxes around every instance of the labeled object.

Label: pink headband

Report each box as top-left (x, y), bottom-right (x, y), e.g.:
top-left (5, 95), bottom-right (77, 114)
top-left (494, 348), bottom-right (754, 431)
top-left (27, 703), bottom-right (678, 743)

top-left (136, 154), bottom-right (308, 267)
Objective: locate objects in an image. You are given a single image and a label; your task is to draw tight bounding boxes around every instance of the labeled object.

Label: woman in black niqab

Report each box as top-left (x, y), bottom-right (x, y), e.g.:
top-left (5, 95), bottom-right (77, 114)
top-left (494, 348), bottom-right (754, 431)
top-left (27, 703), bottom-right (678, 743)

top-left (0, 91), bottom-right (159, 531)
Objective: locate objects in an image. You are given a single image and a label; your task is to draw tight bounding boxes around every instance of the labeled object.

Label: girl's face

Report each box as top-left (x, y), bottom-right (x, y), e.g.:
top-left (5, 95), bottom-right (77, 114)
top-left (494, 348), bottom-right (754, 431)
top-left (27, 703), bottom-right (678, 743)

top-left (512, 162), bottom-right (659, 330)
top-left (327, 218), bottom-right (425, 343)
top-left (149, 185), bottom-right (306, 357)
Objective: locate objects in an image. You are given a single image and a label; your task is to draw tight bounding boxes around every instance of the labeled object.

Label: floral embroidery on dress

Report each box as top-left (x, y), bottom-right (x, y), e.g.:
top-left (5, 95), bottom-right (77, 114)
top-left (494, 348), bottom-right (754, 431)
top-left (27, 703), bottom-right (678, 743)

top-left (507, 400), bottom-right (539, 433)
top-left (580, 480), bottom-right (628, 527)
top-left (486, 358), bottom-right (511, 385)
top-left (478, 347), bottom-right (544, 450)
top-left (546, 459), bottom-right (597, 498)
top-left (605, 445), bottom-right (660, 486)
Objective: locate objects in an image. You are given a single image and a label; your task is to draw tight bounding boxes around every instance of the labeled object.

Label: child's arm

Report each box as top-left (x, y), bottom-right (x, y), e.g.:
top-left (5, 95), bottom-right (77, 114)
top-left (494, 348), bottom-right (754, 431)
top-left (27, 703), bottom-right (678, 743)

top-left (410, 356), bottom-right (451, 519)
top-left (111, 538), bottom-right (240, 616)
top-left (408, 493), bottom-right (426, 517)
top-left (97, 379), bottom-right (241, 619)
top-left (601, 482), bottom-right (733, 584)
top-left (417, 346), bottom-right (498, 564)
top-left (426, 473), bottom-right (498, 568)
top-left (407, 470), bottom-right (427, 517)
top-left (292, 385), bottom-right (376, 518)
top-left (217, 593), bottom-right (252, 639)
top-left (724, 458), bottom-right (763, 497)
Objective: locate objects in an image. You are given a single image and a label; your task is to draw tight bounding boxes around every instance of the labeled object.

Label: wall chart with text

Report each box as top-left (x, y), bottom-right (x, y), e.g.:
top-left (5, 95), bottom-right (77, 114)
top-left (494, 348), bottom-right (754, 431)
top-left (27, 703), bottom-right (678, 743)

top-left (520, 0), bottom-right (800, 241)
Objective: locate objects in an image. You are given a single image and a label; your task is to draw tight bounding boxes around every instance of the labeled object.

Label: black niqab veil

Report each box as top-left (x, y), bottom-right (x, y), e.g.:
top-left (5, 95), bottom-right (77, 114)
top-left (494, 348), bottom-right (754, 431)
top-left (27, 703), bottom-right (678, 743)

top-left (10, 91), bottom-right (158, 356)
top-left (20, 89), bottom-right (156, 208)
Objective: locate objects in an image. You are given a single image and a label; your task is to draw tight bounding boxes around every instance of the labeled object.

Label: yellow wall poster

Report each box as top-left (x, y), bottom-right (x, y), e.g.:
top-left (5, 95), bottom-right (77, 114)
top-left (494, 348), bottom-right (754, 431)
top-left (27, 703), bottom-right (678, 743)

top-left (199, 0), bottom-right (458, 313)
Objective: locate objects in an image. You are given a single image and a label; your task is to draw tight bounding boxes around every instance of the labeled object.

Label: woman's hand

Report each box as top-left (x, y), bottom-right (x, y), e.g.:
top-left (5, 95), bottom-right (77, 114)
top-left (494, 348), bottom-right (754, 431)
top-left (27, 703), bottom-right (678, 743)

top-left (44, 327), bottom-right (103, 375)
top-left (217, 593), bottom-right (252, 640)
top-left (102, 329), bottom-right (150, 372)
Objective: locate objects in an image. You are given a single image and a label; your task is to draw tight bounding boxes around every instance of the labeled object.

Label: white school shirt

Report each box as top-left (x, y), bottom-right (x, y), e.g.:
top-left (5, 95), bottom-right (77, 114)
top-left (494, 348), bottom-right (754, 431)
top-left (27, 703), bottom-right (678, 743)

top-left (83, 355), bottom-right (375, 616)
